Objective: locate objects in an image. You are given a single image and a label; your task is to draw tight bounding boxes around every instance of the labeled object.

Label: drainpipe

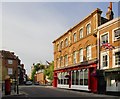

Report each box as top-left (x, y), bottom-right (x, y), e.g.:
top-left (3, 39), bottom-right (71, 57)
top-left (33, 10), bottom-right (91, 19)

top-left (97, 30), bottom-right (100, 70)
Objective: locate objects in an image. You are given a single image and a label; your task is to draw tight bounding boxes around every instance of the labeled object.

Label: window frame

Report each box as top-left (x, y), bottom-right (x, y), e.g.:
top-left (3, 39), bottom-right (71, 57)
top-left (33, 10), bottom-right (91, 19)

top-left (73, 51), bottom-right (77, 64)
top-left (86, 23), bottom-right (91, 35)
top-left (8, 59), bottom-right (13, 64)
top-left (112, 48), bottom-right (120, 67)
top-left (100, 32), bottom-right (109, 46)
top-left (101, 51), bottom-right (109, 69)
top-left (73, 32), bottom-right (77, 43)
top-left (86, 45), bottom-right (91, 60)
top-left (65, 38), bottom-right (68, 47)
top-left (79, 48), bottom-right (83, 62)
top-left (79, 27), bottom-right (83, 39)
top-left (64, 54), bottom-right (68, 66)
top-left (112, 27), bottom-right (120, 42)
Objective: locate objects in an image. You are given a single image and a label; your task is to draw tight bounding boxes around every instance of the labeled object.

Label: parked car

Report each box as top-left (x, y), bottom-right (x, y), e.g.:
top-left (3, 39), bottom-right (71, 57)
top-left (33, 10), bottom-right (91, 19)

top-left (25, 81), bottom-right (33, 85)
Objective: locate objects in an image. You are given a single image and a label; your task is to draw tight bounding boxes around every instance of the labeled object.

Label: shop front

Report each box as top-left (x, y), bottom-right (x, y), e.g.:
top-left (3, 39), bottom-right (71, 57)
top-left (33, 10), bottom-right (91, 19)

top-left (105, 67), bottom-right (120, 92)
top-left (53, 60), bottom-right (98, 93)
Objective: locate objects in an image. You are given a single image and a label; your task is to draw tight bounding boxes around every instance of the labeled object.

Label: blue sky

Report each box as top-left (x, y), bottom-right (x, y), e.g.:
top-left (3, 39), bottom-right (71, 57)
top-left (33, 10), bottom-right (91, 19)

top-left (1, 1), bottom-right (119, 75)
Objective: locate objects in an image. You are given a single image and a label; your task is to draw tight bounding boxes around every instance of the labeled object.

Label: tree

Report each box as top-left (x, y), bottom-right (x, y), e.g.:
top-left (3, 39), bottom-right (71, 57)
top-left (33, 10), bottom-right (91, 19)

top-left (31, 63), bottom-right (45, 81)
top-left (44, 61), bottom-right (54, 84)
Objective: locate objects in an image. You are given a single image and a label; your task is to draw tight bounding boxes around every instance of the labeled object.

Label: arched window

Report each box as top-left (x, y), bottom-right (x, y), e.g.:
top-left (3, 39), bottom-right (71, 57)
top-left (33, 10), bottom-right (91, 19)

top-left (79, 28), bottom-right (83, 39)
top-left (60, 41), bottom-right (64, 50)
top-left (64, 54), bottom-right (68, 66)
top-left (73, 33), bottom-right (77, 42)
top-left (57, 44), bottom-right (59, 51)
top-left (86, 45), bottom-right (91, 60)
top-left (65, 38), bottom-right (68, 47)
top-left (86, 23), bottom-right (91, 35)
top-left (79, 48), bottom-right (83, 62)
top-left (73, 51), bottom-right (77, 64)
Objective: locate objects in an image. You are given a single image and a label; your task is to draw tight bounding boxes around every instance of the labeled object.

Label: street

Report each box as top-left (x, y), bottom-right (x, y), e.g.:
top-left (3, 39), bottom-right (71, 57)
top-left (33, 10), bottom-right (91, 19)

top-left (2, 85), bottom-right (120, 99)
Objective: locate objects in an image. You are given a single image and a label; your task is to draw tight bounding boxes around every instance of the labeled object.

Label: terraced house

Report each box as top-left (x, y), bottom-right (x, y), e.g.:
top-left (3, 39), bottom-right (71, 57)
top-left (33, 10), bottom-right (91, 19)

top-left (52, 2), bottom-right (120, 93)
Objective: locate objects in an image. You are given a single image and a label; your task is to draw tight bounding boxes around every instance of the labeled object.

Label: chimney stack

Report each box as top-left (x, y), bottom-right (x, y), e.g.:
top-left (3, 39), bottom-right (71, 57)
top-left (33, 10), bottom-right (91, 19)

top-left (106, 2), bottom-right (114, 20)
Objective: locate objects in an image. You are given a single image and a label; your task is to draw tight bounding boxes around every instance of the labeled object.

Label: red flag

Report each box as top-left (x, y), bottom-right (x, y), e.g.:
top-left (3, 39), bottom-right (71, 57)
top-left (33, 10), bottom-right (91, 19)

top-left (102, 43), bottom-right (115, 50)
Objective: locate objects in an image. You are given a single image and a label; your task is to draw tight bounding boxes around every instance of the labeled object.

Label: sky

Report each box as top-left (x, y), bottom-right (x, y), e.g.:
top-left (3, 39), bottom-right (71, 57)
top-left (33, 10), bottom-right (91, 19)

top-left (1, 1), bottom-right (119, 75)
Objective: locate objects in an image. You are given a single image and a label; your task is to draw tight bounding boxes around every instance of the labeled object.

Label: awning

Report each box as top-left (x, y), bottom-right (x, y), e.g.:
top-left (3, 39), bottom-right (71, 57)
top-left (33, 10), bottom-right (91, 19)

top-left (105, 67), bottom-right (120, 72)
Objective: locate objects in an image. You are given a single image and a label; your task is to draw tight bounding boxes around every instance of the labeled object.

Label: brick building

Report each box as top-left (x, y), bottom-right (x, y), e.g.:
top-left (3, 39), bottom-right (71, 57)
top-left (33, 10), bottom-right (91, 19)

top-left (0, 50), bottom-right (27, 85)
top-left (98, 17), bottom-right (120, 92)
top-left (52, 3), bottom-right (120, 93)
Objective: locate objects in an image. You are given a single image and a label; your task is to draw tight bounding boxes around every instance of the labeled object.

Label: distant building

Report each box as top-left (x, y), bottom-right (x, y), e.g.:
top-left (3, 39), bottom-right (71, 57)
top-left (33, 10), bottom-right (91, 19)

top-left (52, 2), bottom-right (120, 93)
top-left (0, 50), bottom-right (27, 85)
top-left (0, 50), bottom-right (19, 82)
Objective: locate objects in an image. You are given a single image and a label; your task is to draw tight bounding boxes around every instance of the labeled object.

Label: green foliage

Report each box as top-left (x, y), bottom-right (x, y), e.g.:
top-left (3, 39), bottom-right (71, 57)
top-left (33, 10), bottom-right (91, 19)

top-left (44, 61), bottom-right (54, 81)
top-left (31, 63), bottom-right (45, 81)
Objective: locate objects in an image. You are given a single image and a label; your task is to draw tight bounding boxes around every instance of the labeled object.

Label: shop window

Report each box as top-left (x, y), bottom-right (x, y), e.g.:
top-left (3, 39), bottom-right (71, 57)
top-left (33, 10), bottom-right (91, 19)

top-left (72, 71), bottom-right (75, 85)
top-left (80, 70), bottom-right (83, 85)
top-left (76, 70), bottom-right (79, 85)
top-left (84, 69), bottom-right (88, 85)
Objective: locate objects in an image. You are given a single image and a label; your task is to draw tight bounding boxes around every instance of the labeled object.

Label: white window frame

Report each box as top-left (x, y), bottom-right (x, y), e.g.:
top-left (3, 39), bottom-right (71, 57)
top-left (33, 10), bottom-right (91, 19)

top-left (8, 59), bottom-right (13, 64)
top-left (64, 55), bottom-right (68, 66)
top-left (112, 27), bottom-right (120, 42)
top-left (8, 68), bottom-right (13, 75)
top-left (101, 51), bottom-right (109, 69)
top-left (100, 32), bottom-right (109, 46)
top-left (86, 22), bottom-right (91, 35)
top-left (56, 43), bottom-right (60, 51)
top-left (112, 47), bottom-right (120, 67)
top-left (79, 27), bottom-right (83, 39)
top-left (60, 56), bottom-right (63, 67)
top-left (65, 38), bottom-right (68, 47)
top-left (60, 41), bottom-right (64, 50)
top-left (73, 51), bottom-right (77, 64)
top-left (79, 48), bottom-right (83, 62)
top-left (73, 32), bottom-right (77, 42)
top-left (86, 45), bottom-right (91, 60)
